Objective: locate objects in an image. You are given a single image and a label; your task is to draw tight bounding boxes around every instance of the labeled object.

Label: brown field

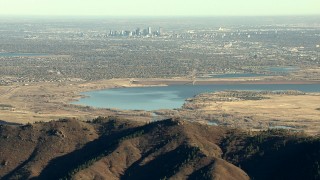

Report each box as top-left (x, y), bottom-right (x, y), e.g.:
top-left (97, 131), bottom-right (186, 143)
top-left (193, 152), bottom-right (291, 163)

top-left (180, 92), bottom-right (320, 135)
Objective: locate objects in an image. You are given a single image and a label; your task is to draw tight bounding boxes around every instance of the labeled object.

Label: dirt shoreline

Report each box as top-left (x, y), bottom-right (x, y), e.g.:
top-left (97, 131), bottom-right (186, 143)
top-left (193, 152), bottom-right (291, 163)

top-left (133, 79), bottom-right (320, 85)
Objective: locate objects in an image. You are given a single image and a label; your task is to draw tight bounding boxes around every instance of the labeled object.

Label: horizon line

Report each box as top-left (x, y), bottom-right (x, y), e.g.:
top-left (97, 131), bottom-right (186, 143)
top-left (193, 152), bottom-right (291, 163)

top-left (1, 14), bottom-right (320, 18)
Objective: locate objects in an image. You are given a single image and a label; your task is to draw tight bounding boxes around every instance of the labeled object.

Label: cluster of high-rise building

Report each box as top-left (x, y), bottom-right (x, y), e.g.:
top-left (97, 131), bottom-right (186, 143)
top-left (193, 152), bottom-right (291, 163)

top-left (108, 27), bottom-right (163, 37)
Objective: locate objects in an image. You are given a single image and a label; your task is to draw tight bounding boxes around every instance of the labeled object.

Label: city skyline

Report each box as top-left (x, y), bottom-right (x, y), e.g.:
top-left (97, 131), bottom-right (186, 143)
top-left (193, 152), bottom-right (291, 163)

top-left (0, 0), bottom-right (320, 17)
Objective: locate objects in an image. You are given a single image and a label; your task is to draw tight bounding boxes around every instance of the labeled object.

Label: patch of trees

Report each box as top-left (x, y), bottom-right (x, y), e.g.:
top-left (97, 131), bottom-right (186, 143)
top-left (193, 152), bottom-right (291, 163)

top-left (221, 130), bottom-right (320, 180)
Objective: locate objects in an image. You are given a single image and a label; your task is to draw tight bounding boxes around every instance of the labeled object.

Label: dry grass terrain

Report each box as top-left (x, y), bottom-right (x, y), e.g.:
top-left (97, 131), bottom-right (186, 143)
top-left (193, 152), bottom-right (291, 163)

top-left (181, 91), bottom-right (320, 135)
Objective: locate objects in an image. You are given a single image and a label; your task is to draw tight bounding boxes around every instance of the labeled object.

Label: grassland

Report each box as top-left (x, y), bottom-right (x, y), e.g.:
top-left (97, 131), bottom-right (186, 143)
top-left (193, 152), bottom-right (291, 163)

top-left (180, 91), bottom-right (320, 135)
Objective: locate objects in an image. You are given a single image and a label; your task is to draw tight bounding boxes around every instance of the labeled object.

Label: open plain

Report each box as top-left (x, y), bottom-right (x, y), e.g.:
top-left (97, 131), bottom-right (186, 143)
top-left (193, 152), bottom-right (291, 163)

top-left (180, 91), bottom-right (320, 135)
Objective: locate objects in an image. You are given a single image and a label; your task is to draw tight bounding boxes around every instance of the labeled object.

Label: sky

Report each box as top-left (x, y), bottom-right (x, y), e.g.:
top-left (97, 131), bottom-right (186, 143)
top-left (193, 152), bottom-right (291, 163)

top-left (0, 0), bottom-right (319, 16)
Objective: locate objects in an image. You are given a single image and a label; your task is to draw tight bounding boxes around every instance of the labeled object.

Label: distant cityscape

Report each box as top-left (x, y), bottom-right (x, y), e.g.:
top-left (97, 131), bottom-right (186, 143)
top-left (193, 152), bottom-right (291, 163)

top-left (0, 17), bottom-right (319, 84)
top-left (108, 27), bottom-right (164, 37)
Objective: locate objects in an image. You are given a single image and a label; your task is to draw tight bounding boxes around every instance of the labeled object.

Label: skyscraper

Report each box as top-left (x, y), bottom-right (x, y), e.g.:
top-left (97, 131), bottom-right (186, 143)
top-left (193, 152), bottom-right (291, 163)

top-left (147, 27), bottom-right (152, 35)
top-left (136, 28), bottom-right (140, 36)
top-left (143, 29), bottom-right (148, 36)
top-left (159, 27), bottom-right (163, 36)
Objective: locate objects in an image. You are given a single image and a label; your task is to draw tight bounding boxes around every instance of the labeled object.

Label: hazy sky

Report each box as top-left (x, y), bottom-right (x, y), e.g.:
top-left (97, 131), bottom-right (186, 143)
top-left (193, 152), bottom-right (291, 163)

top-left (0, 0), bottom-right (319, 16)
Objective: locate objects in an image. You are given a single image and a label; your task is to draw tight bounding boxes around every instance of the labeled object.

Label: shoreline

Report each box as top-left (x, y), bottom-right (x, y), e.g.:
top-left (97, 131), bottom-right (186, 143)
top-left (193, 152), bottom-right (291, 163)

top-left (69, 78), bottom-right (320, 107)
top-left (131, 79), bottom-right (320, 85)
top-left (1, 78), bottom-right (320, 123)
top-left (1, 78), bottom-right (320, 135)
top-left (70, 78), bottom-right (320, 106)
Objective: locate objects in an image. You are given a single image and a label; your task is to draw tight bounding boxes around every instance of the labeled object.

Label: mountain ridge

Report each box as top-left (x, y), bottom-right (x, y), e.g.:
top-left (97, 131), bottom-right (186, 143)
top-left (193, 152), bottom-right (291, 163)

top-left (0, 117), bottom-right (319, 180)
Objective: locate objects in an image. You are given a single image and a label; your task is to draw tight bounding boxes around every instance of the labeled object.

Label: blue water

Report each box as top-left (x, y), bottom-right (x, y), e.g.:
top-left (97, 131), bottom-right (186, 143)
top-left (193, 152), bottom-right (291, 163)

top-left (210, 67), bottom-right (298, 78)
top-left (207, 121), bottom-right (218, 126)
top-left (267, 67), bottom-right (298, 73)
top-left (72, 84), bottom-right (320, 111)
top-left (211, 73), bottom-right (266, 78)
top-left (0, 53), bottom-right (48, 57)
top-left (269, 125), bottom-right (295, 130)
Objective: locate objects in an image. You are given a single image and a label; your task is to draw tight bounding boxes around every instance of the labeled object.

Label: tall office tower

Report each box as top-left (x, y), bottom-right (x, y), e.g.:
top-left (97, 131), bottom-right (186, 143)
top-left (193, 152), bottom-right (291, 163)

top-left (143, 29), bottom-right (148, 36)
top-left (147, 27), bottom-right (152, 34)
top-left (125, 31), bottom-right (132, 36)
top-left (136, 28), bottom-right (140, 36)
top-left (159, 27), bottom-right (163, 35)
top-left (120, 30), bottom-right (125, 36)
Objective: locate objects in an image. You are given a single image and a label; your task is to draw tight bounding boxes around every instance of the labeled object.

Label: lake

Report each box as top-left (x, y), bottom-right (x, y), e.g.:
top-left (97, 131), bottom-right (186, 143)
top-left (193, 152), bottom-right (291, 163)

top-left (209, 67), bottom-right (298, 78)
top-left (267, 67), bottom-right (298, 73)
top-left (210, 73), bottom-right (267, 78)
top-left (72, 84), bottom-right (320, 111)
top-left (0, 53), bottom-right (49, 57)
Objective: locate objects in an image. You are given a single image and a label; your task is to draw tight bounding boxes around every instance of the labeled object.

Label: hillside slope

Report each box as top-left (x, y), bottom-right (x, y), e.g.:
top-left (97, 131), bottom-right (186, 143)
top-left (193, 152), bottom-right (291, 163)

top-left (0, 117), bottom-right (319, 180)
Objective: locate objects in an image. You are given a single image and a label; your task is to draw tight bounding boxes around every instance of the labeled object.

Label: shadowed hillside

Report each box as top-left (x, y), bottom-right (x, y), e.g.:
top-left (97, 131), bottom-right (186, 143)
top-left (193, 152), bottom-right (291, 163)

top-left (0, 117), bottom-right (319, 180)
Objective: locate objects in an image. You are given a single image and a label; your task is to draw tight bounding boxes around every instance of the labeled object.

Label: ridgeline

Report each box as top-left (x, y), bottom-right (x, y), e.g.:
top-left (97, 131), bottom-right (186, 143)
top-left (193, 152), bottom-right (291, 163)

top-left (0, 117), bottom-right (319, 180)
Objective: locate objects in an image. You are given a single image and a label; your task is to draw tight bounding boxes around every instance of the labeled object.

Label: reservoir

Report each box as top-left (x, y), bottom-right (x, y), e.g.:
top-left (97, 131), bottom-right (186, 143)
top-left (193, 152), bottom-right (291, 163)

top-left (202, 66), bottom-right (298, 79)
top-left (210, 73), bottom-right (267, 78)
top-left (0, 53), bottom-right (49, 57)
top-left (72, 84), bottom-right (320, 111)
top-left (267, 67), bottom-right (298, 73)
